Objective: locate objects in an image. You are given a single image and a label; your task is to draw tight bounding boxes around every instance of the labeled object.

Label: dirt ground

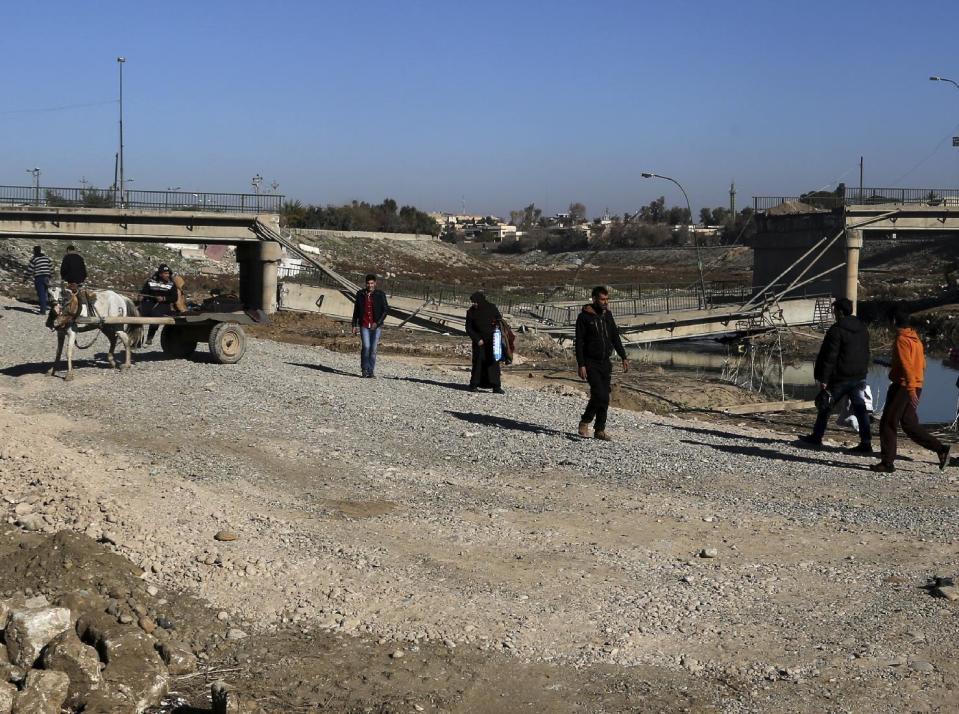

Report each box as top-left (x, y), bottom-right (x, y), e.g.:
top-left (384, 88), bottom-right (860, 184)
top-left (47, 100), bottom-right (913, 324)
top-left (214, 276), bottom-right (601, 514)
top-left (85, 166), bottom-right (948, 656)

top-left (249, 311), bottom-right (764, 415)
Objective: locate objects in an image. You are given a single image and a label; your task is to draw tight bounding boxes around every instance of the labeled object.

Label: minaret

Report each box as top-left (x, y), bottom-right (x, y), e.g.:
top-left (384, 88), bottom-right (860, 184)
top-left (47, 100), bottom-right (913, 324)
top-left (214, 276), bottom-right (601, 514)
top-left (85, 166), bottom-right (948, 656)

top-left (729, 181), bottom-right (736, 217)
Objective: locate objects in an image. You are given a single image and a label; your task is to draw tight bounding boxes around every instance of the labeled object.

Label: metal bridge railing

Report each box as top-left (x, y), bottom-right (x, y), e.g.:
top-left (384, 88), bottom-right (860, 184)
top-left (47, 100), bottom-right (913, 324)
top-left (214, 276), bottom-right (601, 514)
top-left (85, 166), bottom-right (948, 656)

top-left (277, 262), bottom-right (753, 323)
top-left (0, 185), bottom-right (284, 213)
top-left (754, 187), bottom-right (959, 212)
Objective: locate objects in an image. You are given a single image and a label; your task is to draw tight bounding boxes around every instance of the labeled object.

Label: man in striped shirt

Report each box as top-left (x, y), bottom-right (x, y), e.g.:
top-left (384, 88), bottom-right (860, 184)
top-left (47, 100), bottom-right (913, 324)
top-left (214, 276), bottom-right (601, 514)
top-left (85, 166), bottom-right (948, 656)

top-left (26, 246), bottom-right (53, 314)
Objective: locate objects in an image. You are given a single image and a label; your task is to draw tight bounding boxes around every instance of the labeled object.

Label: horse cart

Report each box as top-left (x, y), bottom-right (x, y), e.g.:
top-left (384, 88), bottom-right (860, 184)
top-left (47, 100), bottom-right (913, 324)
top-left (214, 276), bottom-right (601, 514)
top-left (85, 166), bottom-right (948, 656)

top-left (74, 311), bottom-right (262, 364)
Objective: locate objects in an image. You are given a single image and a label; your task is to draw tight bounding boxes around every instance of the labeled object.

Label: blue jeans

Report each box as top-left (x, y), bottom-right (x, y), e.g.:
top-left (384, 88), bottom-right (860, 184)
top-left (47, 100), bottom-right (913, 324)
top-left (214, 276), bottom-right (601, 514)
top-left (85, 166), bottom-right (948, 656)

top-left (360, 326), bottom-right (382, 376)
top-left (813, 378), bottom-right (871, 444)
top-left (34, 275), bottom-right (49, 313)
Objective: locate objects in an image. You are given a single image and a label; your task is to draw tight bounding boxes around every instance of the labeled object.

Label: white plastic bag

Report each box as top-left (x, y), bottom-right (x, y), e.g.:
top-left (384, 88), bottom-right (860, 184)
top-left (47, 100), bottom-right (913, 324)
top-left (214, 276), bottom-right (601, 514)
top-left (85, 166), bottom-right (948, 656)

top-left (836, 384), bottom-right (874, 431)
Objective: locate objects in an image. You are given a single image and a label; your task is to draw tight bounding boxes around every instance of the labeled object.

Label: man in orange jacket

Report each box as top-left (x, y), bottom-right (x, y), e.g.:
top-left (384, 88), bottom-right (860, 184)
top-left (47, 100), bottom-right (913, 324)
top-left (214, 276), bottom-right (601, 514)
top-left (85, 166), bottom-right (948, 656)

top-left (871, 308), bottom-right (952, 473)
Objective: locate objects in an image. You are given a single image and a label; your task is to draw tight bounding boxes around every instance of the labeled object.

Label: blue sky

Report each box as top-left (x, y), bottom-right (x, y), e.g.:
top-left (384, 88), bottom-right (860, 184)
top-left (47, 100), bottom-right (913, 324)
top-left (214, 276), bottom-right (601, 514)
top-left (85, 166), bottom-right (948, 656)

top-left (3, 0), bottom-right (959, 218)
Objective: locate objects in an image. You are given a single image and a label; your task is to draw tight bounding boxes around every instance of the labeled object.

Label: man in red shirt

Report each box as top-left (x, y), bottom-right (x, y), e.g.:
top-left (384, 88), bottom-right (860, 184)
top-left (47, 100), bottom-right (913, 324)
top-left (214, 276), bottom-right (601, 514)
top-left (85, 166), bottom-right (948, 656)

top-left (351, 274), bottom-right (389, 378)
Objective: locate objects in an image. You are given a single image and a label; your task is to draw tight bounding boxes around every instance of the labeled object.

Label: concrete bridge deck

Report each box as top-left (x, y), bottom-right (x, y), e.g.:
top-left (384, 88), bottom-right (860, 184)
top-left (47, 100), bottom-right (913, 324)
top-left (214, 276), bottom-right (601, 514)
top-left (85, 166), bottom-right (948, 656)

top-left (0, 205), bottom-right (273, 245)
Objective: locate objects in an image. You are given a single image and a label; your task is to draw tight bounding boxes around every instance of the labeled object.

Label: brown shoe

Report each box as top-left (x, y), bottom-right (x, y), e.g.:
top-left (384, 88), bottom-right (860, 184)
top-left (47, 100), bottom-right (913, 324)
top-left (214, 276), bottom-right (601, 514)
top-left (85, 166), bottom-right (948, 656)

top-left (594, 430), bottom-right (612, 442)
top-left (577, 422), bottom-right (590, 438)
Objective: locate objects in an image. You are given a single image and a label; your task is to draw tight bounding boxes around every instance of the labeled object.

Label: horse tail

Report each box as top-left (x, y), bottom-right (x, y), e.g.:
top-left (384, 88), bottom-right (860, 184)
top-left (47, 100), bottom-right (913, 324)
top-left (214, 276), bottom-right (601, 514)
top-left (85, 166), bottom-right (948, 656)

top-left (124, 297), bottom-right (145, 348)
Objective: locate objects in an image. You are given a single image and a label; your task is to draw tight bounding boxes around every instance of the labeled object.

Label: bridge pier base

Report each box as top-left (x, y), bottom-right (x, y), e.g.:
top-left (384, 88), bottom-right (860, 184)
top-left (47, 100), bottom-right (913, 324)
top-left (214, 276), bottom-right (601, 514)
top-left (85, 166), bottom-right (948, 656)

top-left (237, 241), bottom-right (282, 314)
top-left (844, 228), bottom-right (863, 314)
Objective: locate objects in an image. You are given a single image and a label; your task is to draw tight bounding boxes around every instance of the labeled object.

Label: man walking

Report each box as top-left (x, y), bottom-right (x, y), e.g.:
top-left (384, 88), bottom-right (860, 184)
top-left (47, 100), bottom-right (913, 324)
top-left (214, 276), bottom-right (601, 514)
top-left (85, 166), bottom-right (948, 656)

top-left (870, 308), bottom-right (952, 473)
top-left (575, 286), bottom-right (629, 441)
top-left (800, 297), bottom-right (872, 451)
top-left (26, 246), bottom-right (53, 314)
top-left (351, 273), bottom-right (389, 378)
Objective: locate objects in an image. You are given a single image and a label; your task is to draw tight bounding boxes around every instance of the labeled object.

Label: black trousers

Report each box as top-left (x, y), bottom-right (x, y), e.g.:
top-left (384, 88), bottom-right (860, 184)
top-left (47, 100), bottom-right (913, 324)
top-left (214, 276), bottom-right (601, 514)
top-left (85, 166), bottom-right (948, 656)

top-left (879, 384), bottom-right (943, 465)
top-left (470, 341), bottom-right (501, 388)
top-left (581, 358), bottom-right (612, 430)
top-left (142, 301), bottom-right (173, 340)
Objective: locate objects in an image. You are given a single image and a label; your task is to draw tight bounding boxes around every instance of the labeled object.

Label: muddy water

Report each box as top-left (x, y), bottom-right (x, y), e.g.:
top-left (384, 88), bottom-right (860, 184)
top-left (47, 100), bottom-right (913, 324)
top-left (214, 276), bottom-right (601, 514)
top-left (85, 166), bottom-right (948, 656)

top-left (629, 341), bottom-right (959, 424)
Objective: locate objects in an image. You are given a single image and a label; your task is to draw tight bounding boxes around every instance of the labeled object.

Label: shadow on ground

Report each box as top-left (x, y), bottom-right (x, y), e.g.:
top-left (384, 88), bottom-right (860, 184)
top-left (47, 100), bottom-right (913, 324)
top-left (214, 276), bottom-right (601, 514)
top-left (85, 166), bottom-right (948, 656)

top-left (286, 361), bottom-right (358, 378)
top-left (447, 410), bottom-right (566, 437)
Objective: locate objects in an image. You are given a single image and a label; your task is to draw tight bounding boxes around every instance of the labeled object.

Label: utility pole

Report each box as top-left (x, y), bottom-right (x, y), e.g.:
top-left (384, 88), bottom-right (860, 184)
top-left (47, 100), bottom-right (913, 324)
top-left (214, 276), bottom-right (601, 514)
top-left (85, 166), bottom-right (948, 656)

top-left (117, 57), bottom-right (126, 207)
top-left (729, 181), bottom-right (736, 218)
top-left (26, 168), bottom-right (41, 204)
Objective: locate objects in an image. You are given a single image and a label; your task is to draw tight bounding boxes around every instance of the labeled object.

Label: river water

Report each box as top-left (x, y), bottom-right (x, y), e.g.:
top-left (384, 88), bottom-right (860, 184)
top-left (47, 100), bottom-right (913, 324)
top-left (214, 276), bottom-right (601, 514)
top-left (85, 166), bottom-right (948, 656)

top-left (628, 341), bottom-right (959, 424)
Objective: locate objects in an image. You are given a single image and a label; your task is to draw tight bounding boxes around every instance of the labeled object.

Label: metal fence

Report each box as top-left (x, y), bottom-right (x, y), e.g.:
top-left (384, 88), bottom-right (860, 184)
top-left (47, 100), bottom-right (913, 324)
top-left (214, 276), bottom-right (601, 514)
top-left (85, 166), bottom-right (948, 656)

top-left (277, 262), bottom-right (756, 322)
top-left (754, 187), bottom-right (959, 212)
top-left (0, 185), bottom-right (284, 213)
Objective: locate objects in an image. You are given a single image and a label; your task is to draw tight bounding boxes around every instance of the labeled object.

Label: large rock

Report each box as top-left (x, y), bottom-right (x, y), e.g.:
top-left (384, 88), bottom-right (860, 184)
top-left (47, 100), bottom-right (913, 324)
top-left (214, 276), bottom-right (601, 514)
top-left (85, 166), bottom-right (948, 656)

top-left (40, 630), bottom-right (101, 710)
top-left (11, 670), bottom-right (69, 714)
top-left (211, 680), bottom-right (261, 714)
top-left (0, 596), bottom-right (28, 632)
top-left (0, 682), bottom-right (15, 714)
top-left (0, 664), bottom-right (26, 687)
top-left (157, 641), bottom-right (198, 675)
top-left (75, 611), bottom-right (169, 712)
top-left (54, 590), bottom-right (104, 629)
top-left (4, 608), bottom-right (71, 668)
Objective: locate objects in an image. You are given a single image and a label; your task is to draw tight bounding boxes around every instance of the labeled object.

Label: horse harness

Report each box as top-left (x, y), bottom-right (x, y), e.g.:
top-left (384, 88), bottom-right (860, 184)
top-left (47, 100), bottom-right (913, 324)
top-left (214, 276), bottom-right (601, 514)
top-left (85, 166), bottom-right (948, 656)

top-left (55, 289), bottom-right (101, 349)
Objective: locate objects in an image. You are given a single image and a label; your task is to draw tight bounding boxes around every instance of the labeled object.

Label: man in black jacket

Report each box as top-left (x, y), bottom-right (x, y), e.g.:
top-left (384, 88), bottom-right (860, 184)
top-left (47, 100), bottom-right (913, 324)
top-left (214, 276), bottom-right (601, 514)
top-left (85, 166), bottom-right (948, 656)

top-left (800, 297), bottom-right (872, 451)
top-left (139, 264), bottom-right (179, 345)
top-left (59, 245), bottom-right (87, 288)
top-left (575, 286), bottom-right (629, 441)
top-left (59, 245), bottom-right (90, 314)
top-left (351, 274), bottom-right (389, 378)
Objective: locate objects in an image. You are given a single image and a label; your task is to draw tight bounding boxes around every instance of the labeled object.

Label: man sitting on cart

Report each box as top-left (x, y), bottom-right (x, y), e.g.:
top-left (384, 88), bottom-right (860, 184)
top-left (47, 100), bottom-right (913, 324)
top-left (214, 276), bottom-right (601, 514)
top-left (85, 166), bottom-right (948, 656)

top-left (139, 264), bottom-right (180, 345)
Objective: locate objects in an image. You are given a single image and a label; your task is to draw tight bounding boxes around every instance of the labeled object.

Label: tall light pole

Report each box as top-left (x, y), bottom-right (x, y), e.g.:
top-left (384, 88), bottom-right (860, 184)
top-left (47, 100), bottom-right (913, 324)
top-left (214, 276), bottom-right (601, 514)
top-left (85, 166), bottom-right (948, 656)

top-left (117, 56), bottom-right (126, 206)
top-left (930, 75), bottom-right (959, 91)
top-left (26, 167), bottom-right (41, 204)
top-left (640, 171), bottom-right (708, 307)
top-left (251, 174), bottom-right (263, 211)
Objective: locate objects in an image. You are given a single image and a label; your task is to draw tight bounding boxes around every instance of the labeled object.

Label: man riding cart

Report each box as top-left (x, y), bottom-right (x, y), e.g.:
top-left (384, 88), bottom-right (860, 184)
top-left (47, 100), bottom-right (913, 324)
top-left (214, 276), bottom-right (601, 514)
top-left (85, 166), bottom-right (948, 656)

top-left (139, 264), bottom-right (183, 345)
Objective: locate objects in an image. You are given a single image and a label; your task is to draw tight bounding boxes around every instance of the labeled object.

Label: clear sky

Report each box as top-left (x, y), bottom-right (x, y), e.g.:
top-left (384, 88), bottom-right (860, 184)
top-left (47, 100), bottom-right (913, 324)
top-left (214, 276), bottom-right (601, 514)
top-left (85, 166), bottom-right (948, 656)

top-left (4, 0), bottom-right (959, 218)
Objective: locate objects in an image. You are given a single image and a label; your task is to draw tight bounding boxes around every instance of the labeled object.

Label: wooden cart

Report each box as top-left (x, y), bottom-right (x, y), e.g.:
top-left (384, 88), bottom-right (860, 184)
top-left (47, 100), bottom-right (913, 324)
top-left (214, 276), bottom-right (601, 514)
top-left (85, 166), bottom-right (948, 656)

top-left (76, 311), bottom-right (261, 364)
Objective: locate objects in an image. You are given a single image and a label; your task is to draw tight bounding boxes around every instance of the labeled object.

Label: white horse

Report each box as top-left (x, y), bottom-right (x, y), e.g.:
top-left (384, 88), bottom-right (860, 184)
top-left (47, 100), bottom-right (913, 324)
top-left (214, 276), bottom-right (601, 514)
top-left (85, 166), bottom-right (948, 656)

top-left (47, 286), bottom-right (144, 381)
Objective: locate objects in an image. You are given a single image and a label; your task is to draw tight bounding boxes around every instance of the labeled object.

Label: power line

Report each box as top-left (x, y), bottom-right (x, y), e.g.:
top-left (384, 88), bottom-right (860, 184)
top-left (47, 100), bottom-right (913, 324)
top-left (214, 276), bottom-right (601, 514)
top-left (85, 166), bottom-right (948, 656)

top-left (0, 99), bottom-right (117, 117)
top-left (890, 120), bottom-right (959, 186)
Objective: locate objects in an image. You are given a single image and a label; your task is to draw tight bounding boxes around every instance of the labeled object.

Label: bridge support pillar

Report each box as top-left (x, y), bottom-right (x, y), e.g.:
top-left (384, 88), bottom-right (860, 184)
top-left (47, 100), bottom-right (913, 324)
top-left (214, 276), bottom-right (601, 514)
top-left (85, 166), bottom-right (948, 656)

top-left (236, 241), bottom-right (283, 314)
top-left (844, 228), bottom-right (863, 314)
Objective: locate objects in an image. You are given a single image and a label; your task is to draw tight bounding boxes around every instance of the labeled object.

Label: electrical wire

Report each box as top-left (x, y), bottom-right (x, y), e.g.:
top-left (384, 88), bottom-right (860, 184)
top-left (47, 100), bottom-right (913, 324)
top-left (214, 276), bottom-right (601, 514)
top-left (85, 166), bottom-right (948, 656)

top-left (0, 99), bottom-right (117, 117)
top-left (890, 121), bottom-right (959, 187)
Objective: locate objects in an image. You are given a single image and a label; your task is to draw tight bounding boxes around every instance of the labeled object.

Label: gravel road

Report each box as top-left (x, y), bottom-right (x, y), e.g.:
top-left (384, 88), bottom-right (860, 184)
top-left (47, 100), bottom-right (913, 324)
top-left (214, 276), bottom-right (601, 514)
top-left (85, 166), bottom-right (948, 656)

top-left (1, 296), bottom-right (958, 712)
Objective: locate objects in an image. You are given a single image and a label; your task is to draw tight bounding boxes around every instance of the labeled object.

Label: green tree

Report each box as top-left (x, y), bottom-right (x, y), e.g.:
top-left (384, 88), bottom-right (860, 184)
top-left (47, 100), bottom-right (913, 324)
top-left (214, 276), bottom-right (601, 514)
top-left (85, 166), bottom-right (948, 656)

top-left (638, 196), bottom-right (666, 223)
top-left (568, 202), bottom-right (587, 223)
top-left (280, 200), bottom-right (308, 228)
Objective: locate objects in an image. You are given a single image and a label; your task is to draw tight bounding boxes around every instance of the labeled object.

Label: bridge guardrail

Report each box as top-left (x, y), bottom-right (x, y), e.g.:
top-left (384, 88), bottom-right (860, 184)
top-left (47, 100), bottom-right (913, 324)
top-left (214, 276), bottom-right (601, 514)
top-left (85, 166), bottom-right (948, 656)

top-left (754, 187), bottom-right (959, 212)
top-left (0, 185), bottom-right (283, 214)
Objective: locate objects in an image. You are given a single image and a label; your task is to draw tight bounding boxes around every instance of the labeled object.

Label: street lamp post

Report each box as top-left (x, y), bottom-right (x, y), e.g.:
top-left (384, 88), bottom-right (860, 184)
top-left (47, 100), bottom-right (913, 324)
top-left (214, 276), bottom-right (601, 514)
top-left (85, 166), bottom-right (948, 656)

top-left (26, 168), bottom-right (41, 204)
top-left (930, 75), bottom-right (959, 91)
top-left (251, 174), bottom-right (263, 211)
top-left (117, 57), bottom-right (126, 207)
top-left (640, 172), bottom-right (709, 307)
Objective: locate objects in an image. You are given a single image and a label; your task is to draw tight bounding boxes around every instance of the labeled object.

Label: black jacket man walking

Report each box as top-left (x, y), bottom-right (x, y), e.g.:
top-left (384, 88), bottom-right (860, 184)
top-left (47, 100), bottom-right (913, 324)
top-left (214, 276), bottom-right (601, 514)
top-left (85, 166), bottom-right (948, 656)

top-left (575, 286), bottom-right (629, 441)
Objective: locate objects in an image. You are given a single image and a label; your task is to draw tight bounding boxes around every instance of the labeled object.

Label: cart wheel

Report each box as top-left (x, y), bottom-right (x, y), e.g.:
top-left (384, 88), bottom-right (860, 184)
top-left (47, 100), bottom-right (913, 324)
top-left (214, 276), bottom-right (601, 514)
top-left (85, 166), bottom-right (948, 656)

top-left (160, 326), bottom-right (198, 359)
top-left (208, 322), bottom-right (246, 364)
